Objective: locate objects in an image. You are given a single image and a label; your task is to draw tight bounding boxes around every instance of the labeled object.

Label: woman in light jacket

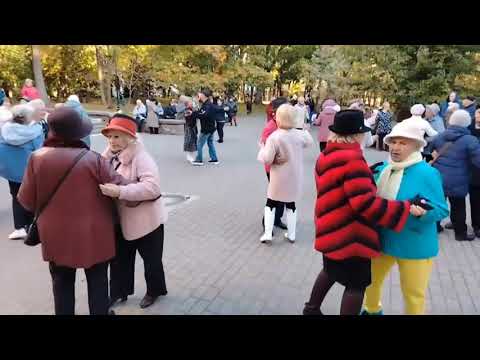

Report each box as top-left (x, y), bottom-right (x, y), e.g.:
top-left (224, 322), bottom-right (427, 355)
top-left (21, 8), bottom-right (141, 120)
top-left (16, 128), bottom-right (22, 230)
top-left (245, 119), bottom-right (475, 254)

top-left (100, 114), bottom-right (168, 309)
top-left (258, 103), bottom-right (313, 244)
top-left (0, 104), bottom-right (44, 240)
top-left (314, 99), bottom-right (339, 151)
top-left (145, 99), bottom-right (160, 134)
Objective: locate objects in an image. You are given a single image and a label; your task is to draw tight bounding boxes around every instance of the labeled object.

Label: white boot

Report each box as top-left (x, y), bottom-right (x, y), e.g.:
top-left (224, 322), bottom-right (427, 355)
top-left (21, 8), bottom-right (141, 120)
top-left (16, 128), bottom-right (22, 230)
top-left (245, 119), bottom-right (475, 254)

top-left (260, 207), bottom-right (275, 244)
top-left (284, 209), bottom-right (297, 243)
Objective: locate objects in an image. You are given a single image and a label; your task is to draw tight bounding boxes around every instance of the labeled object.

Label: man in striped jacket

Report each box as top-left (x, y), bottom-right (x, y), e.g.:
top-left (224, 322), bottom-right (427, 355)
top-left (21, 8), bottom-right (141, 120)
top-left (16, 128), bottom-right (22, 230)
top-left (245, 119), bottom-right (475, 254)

top-left (303, 110), bottom-right (425, 315)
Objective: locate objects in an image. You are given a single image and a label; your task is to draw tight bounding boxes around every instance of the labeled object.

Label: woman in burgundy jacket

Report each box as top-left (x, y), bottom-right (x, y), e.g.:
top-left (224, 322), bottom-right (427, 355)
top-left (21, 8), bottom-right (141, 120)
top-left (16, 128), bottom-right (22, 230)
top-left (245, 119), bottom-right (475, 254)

top-left (18, 107), bottom-right (129, 315)
top-left (303, 110), bottom-right (423, 315)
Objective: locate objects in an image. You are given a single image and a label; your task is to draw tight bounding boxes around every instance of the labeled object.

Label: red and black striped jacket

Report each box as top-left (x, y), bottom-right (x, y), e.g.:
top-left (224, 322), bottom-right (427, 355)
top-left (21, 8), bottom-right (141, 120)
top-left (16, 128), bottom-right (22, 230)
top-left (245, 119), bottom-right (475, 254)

top-left (314, 142), bottom-right (410, 260)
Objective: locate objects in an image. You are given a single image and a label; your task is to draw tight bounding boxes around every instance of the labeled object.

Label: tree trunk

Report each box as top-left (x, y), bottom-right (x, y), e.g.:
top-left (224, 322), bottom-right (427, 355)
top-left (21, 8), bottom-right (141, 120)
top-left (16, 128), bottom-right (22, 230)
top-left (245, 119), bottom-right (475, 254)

top-left (31, 45), bottom-right (49, 104)
top-left (95, 46), bottom-right (107, 106)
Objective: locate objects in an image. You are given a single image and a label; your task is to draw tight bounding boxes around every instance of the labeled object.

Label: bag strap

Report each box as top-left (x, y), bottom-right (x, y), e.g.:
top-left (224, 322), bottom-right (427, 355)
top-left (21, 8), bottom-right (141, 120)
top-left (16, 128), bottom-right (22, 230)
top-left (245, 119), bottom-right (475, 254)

top-left (33, 149), bottom-right (88, 221)
top-left (430, 141), bottom-right (453, 165)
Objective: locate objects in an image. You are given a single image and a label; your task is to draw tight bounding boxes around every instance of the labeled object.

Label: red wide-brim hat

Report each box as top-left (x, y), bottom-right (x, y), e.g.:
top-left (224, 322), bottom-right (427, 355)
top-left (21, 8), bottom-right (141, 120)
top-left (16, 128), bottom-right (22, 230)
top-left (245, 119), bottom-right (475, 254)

top-left (101, 114), bottom-right (137, 138)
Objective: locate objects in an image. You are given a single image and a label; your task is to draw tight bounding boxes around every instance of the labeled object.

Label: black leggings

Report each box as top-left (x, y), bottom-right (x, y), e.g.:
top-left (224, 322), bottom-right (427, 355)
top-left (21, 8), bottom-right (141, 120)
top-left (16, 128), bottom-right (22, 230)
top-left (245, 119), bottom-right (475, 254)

top-left (217, 122), bottom-right (225, 141)
top-left (266, 198), bottom-right (296, 212)
top-left (149, 127), bottom-right (159, 134)
top-left (8, 181), bottom-right (33, 230)
top-left (377, 133), bottom-right (388, 151)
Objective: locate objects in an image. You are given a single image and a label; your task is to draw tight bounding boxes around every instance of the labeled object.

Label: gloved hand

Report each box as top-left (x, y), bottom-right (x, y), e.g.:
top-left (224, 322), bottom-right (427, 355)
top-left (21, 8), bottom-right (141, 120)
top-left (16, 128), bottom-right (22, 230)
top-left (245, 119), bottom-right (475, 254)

top-left (369, 162), bottom-right (384, 175)
top-left (409, 195), bottom-right (433, 210)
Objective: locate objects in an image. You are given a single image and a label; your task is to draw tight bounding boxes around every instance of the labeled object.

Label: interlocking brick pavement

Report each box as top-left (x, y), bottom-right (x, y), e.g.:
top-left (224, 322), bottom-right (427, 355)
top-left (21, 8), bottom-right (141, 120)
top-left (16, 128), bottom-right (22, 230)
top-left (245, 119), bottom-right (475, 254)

top-left (1, 114), bottom-right (480, 315)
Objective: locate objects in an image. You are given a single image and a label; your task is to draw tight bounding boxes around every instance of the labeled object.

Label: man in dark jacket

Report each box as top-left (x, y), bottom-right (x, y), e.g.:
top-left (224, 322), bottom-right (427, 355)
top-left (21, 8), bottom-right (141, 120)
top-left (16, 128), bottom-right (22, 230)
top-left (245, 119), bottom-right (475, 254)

top-left (192, 88), bottom-right (219, 166)
top-left (463, 96), bottom-right (477, 123)
top-left (468, 106), bottom-right (480, 237)
top-left (431, 110), bottom-right (480, 241)
top-left (225, 97), bottom-right (238, 126)
top-left (213, 96), bottom-right (228, 143)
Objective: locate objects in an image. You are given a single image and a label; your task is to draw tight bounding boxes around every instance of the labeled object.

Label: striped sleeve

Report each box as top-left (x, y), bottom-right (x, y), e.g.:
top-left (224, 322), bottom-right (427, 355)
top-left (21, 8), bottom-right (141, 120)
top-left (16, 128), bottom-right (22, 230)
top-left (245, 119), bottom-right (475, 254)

top-left (342, 159), bottom-right (410, 232)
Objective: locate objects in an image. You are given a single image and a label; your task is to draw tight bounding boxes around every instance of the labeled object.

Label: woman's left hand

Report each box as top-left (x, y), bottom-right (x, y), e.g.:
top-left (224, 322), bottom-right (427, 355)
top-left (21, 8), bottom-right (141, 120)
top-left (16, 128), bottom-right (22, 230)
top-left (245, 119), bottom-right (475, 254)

top-left (99, 183), bottom-right (121, 198)
top-left (409, 204), bottom-right (427, 217)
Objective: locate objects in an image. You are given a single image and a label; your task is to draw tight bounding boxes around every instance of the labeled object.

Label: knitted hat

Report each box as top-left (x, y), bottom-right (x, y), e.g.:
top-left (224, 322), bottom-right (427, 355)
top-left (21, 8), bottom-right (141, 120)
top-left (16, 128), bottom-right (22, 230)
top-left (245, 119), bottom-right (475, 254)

top-left (410, 104), bottom-right (425, 116)
top-left (449, 109), bottom-right (471, 128)
top-left (48, 107), bottom-right (93, 140)
top-left (101, 113), bottom-right (137, 138)
top-left (384, 121), bottom-right (427, 148)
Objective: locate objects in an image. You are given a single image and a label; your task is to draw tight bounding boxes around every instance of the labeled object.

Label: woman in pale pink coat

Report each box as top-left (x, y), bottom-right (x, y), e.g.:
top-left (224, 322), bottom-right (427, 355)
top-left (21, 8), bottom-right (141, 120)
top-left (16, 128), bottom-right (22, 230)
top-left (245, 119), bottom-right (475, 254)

top-left (258, 104), bottom-right (313, 244)
top-left (99, 114), bottom-right (168, 310)
top-left (315, 99), bottom-right (339, 151)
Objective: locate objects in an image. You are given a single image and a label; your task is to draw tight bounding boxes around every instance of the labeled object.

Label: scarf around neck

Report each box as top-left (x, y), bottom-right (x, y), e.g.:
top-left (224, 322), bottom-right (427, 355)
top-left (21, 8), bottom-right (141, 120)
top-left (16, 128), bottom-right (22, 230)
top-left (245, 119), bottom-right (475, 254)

top-left (376, 151), bottom-right (423, 200)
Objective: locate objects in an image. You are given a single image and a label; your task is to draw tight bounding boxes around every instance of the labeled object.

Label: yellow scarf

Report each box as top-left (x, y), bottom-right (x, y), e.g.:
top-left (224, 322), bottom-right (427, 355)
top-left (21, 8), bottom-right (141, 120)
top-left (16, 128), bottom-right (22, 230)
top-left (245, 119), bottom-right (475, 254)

top-left (376, 152), bottom-right (423, 200)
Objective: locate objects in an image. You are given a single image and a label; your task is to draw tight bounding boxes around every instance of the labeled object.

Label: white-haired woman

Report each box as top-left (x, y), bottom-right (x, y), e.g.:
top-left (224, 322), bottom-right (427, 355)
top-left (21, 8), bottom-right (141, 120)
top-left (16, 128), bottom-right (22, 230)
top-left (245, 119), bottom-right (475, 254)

top-left (0, 105), bottom-right (44, 239)
top-left (20, 79), bottom-right (41, 101)
top-left (132, 99), bottom-right (147, 132)
top-left (257, 103), bottom-right (313, 244)
top-left (29, 99), bottom-right (49, 138)
top-left (99, 114), bottom-right (168, 309)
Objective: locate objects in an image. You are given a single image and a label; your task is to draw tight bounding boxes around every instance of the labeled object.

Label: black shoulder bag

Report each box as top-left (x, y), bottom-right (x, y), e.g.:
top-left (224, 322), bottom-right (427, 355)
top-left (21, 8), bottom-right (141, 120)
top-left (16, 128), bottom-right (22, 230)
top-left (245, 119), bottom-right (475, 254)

top-left (24, 149), bottom-right (89, 246)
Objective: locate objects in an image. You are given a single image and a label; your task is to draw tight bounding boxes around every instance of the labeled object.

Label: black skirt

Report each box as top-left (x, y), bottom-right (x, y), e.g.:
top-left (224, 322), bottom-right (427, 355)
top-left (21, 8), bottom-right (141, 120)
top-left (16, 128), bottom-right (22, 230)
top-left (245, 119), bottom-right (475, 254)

top-left (323, 255), bottom-right (371, 290)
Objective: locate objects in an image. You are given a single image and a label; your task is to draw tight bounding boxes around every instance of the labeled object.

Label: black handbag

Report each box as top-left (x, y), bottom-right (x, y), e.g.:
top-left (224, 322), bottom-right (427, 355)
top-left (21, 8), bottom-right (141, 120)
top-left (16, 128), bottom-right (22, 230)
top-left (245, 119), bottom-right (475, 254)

top-left (24, 149), bottom-right (89, 246)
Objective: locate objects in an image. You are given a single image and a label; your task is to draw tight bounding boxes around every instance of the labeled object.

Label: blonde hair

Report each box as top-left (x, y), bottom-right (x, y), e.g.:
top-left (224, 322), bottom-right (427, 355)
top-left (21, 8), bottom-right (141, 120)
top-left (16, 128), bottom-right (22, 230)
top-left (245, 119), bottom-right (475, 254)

top-left (292, 107), bottom-right (305, 129)
top-left (327, 132), bottom-right (363, 144)
top-left (275, 103), bottom-right (296, 129)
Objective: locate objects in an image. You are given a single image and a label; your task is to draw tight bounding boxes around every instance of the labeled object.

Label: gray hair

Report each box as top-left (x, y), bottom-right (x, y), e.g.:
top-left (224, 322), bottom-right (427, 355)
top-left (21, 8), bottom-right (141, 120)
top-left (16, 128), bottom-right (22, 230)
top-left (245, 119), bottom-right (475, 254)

top-left (10, 104), bottom-right (34, 124)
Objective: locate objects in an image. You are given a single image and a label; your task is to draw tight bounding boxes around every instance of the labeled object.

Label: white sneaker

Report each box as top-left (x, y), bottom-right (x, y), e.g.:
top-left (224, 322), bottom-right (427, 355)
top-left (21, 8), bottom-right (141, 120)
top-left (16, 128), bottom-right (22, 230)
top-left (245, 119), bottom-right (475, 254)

top-left (8, 228), bottom-right (27, 240)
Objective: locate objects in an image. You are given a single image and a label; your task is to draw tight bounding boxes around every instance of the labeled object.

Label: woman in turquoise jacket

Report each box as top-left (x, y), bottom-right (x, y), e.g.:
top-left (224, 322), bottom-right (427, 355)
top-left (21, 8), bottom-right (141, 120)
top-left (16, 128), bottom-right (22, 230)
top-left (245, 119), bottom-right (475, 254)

top-left (362, 120), bottom-right (449, 315)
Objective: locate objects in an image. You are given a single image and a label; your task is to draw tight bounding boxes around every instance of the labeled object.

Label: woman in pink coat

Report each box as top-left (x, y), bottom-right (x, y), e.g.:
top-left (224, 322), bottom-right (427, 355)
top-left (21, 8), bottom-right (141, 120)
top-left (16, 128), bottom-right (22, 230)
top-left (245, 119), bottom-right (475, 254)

top-left (20, 79), bottom-right (41, 101)
top-left (99, 114), bottom-right (168, 309)
top-left (258, 104), bottom-right (314, 244)
top-left (315, 99), bottom-right (340, 151)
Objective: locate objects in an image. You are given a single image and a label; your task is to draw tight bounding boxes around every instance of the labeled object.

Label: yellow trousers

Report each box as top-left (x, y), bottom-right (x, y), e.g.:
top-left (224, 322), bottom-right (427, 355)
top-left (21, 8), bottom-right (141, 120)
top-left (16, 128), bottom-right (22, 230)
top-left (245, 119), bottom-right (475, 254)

top-left (364, 254), bottom-right (433, 315)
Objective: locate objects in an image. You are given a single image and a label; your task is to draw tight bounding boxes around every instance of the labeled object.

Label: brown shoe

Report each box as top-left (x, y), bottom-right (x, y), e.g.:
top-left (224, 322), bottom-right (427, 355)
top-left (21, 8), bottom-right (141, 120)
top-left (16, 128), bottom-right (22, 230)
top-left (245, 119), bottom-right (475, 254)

top-left (140, 294), bottom-right (158, 309)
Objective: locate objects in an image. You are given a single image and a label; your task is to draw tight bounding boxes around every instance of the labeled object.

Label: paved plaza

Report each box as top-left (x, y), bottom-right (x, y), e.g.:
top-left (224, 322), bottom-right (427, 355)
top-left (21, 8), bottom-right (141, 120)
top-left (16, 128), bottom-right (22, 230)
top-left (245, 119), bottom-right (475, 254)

top-left (1, 113), bottom-right (480, 315)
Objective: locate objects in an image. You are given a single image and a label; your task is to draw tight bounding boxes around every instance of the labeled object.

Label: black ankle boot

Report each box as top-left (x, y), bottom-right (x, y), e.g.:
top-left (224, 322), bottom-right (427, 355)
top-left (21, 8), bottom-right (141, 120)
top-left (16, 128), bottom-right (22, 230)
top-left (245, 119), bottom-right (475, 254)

top-left (302, 303), bottom-right (323, 315)
top-left (455, 232), bottom-right (475, 241)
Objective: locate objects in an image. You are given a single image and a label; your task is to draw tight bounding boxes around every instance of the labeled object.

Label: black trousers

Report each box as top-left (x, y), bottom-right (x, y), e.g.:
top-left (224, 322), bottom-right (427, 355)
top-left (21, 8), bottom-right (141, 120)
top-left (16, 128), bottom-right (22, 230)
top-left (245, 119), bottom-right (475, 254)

top-left (449, 196), bottom-right (467, 235)
top-left (470, 185), bottom-right (480, 230)
top-left (149, 127), bottom-right (159, 134)
top-left (110, 225), bottom-right (167, 299)
top-left (319, 142), bottom-right (327, 152)
top-left (377, 133), bottom-right (389, 151)
top-left (8, 181), bottom-right (33, 230)
top-left (49, 261), bottom-right (109, 315)
top-left (216, 122), bottom-right (225, 141)
top-left (266, 172), bottom-right (284, 222)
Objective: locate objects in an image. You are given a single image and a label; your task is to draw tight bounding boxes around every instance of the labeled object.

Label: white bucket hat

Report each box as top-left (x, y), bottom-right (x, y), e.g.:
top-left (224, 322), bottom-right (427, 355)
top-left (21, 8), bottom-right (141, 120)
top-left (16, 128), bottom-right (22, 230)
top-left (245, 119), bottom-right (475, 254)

top-left (384, 121), bottom-right (427, 148)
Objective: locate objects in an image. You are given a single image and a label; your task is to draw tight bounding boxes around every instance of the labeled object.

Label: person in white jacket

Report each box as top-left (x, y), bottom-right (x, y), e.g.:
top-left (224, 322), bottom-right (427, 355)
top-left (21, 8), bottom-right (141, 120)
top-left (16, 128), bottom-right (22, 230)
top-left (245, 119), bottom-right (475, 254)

top-left (401, 104), bottom-right (438, 152)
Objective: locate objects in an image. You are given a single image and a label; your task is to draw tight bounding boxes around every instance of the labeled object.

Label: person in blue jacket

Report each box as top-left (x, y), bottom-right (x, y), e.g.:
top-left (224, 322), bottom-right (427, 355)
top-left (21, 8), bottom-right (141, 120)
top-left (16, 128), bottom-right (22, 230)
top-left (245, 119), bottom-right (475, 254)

top-left (439, 91), bottom-right (462, 120)
top-left (431, 109), bottom-right (480, 241)
top-left (362, 120), bottom-right (449, 315)
top-left (0, 104), bottom-right (44, 240)
top-left (64, 94), bottom-right (92, 147)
